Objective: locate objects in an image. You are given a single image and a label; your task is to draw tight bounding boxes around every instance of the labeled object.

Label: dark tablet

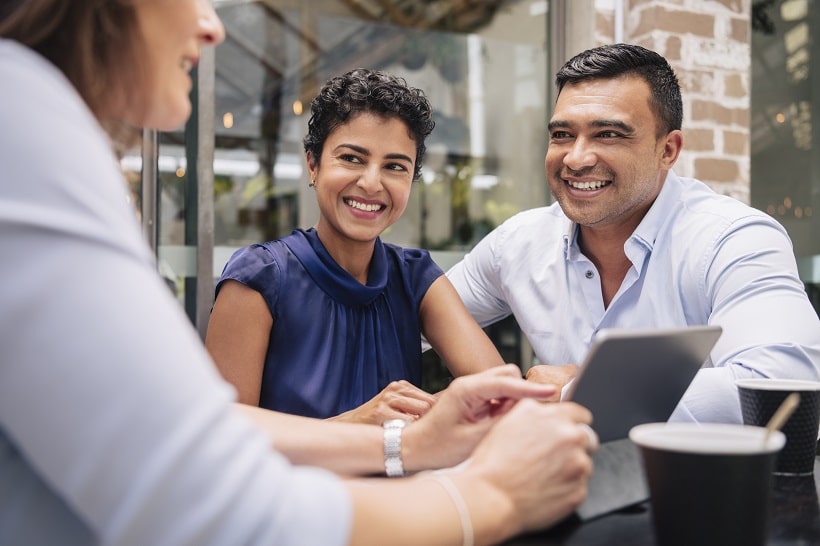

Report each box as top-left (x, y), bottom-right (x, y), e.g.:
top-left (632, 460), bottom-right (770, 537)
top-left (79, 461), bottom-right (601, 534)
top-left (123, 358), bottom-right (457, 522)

top-left (565, 325), bottom-right (723, 443)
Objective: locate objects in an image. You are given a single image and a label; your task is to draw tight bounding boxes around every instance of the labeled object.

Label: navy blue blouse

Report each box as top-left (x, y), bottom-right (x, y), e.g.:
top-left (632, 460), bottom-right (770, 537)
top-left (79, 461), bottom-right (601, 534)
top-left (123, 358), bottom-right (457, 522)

top-left (215, 228), bottom-right (444, 418)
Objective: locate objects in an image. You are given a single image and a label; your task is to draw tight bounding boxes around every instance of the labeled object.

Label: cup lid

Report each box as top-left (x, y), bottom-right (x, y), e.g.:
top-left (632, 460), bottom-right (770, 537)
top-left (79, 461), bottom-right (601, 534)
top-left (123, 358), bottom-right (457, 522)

top-left (735, 378), bottom-right (820, 391)
top-left (629, 422), bottom-right (786, 454)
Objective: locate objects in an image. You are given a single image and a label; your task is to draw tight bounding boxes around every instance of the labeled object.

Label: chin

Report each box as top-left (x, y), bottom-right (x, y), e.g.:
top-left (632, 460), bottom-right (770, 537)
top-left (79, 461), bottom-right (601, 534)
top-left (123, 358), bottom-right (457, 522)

top-left (145, 103), bottom-right (192, 132)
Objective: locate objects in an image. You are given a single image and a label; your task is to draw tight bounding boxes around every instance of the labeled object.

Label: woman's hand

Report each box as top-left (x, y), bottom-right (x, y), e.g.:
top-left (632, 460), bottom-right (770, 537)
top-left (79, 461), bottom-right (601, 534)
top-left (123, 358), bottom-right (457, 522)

top-left (329, 381), bottom-right (437, 424)
top-left (458, 400), bottom-right (596, 537)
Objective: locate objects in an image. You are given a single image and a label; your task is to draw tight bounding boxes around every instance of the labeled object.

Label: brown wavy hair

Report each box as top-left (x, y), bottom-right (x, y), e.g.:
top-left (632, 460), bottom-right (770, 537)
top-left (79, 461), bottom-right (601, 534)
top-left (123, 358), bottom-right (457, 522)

top-left (0, 0), bottom-right (148, 150)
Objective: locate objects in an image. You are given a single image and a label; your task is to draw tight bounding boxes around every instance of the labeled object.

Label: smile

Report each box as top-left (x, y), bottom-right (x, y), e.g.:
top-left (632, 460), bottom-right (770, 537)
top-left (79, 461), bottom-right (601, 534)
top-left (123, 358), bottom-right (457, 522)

top-left (566, 179), bottom-right (611, 191)
top-left (345, 198), bottom-right (385, 212)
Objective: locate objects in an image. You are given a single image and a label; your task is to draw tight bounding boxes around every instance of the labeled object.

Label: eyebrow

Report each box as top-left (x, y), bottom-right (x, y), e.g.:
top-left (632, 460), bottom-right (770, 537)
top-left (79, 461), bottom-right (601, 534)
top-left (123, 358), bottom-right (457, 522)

top-left (335, 143), bottom-right (413, 163)
top-left (547, 119), bottom-right (635, 134)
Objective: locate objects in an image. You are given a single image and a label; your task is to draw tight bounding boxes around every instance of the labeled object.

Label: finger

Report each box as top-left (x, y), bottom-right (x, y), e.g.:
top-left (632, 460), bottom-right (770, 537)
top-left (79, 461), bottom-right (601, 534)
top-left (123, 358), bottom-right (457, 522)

top-left (552, 401), bottom-right (593, 424)
top-left (524, 365), bottom-right (542, 381)
top-left (386, 381), bottom-right (437, 404)
top-left (455, 373), bottom-right (557, 404)
top-left (578, 423), bottom-right (599, 454)
top-left (484, 363), bottom-right (526, 378)
top-left (389, 395), bottom-right (435, 417)
top-left (525, 365), bottom-right (560, 384)
top-left (381, 411), bottom-right (420, 422)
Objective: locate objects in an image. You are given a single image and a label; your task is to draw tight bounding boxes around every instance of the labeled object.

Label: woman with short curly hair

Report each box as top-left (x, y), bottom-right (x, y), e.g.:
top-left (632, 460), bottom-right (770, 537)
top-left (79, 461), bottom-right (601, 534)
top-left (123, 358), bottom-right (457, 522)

top-left (206, 68), bottom-right (507, 423)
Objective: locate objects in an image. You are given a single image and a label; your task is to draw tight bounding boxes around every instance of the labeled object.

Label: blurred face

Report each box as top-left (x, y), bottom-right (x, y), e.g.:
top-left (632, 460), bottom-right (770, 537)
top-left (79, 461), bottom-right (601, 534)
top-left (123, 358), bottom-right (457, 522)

top-left (545, 76), bottom-right (681, 237)
top-left (133, 0), bottom-right (225, 130)
top-left (309, 112), bottom-right (416, 255)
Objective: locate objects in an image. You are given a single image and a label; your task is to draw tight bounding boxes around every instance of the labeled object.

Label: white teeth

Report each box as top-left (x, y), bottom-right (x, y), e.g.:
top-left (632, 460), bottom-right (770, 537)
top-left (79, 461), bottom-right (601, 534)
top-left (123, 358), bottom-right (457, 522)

top-left (568, 180), bottom-right (609, 190)
top-left (346, 198), bottom-right (383, 212)
top-left (181, 59), bottom-right (193, 72)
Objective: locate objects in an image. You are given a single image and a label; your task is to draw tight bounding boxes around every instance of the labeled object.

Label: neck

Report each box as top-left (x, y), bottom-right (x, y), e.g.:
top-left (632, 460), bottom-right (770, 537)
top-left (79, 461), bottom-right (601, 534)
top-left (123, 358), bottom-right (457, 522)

top-left (577, 225), bottom-right (631, 273)
top-left (313, 224), bottom-right (375, 284)
top-left (577, 226), bottom-right (633, 309)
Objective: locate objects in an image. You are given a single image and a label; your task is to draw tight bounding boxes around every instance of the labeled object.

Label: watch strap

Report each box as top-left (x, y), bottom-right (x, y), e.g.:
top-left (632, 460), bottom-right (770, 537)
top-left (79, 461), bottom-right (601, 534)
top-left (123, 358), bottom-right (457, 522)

top-left (383, 419), bottom-right (406, 477)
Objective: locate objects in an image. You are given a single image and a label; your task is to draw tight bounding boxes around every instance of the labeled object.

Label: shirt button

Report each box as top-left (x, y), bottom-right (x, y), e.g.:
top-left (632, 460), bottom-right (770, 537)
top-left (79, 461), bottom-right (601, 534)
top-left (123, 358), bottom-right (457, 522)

top-left (585, 270), bottom-right (594, 279)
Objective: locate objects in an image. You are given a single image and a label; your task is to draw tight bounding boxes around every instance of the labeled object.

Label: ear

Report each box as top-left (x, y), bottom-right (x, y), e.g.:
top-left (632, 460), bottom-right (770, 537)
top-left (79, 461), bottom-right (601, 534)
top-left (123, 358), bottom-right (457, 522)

top-left (659, 130), bottom-right (683, 169)
top-left (305, 151), bottom-right (318, 176)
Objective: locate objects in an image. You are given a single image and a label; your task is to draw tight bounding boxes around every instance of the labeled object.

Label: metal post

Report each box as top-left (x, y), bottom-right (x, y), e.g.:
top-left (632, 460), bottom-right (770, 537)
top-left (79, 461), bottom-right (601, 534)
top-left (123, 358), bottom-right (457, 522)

top-left (195, 44), bottom-right (216, 340)
top-left (140, 128), bottom-right (159, 254)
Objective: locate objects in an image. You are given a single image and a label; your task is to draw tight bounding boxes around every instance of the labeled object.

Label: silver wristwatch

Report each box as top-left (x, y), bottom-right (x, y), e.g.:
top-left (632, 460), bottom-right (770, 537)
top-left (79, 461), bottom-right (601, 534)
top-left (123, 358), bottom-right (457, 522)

top-left (383, 419), bottom-right (407, 477)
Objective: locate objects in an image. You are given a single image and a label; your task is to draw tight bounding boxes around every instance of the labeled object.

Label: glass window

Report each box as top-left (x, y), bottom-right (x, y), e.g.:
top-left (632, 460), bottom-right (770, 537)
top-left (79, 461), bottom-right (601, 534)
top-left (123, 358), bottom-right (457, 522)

top-left (130, 0), bottom-right (551, 381)
top-left (209, 0), bottom-right (550, 264)
top-left (751, 0), bottom-right (820, 309)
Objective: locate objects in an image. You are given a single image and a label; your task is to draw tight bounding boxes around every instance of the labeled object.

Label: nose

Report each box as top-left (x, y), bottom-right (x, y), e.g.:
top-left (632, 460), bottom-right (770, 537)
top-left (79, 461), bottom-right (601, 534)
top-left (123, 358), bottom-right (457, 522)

top-left (357, 166), bottom-right (384, 194)
top-left (198, 0), bottom-right (226, 46)
top-left (562, 137), bottom-right (596, 171)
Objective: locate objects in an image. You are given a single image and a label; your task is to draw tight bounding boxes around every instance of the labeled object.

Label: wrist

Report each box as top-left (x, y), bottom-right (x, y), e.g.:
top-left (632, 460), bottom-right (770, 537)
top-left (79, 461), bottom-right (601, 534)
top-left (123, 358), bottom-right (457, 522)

top-left (383, 419), bottom-right (407, 477)
top-left (454, 468), bottom-right (520, 543)
top-left (399, 421), bottom-right (424, 473)
top-left (401, 419), bottom-right (448, 473)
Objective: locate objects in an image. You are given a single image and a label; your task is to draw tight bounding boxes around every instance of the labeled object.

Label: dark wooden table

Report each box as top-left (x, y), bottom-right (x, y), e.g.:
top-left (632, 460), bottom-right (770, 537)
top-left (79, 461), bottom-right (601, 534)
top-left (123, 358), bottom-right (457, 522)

top-left (503, 458), bottom-right (820, 545)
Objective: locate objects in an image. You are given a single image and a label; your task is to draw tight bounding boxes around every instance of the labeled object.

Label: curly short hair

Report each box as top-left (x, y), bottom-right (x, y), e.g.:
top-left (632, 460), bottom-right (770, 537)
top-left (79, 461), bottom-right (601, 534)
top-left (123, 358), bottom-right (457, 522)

top-left (555, 43), bottom-right (682, 137)
top-left (303, 68), bottom-right (435, 181)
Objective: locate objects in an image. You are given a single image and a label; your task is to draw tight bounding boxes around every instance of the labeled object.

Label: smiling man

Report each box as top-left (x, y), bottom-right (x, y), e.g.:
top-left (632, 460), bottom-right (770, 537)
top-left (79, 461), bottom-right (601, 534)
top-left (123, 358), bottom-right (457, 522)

top-left (447, 43), bottom-right (820, 423)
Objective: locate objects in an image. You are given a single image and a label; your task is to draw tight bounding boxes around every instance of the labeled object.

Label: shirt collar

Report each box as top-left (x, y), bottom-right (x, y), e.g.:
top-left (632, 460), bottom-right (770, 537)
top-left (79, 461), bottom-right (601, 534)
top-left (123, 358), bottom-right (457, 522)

top-left (561, 216), bottom-right (578, 260)
top-left (631, 169), bottom-right (684, 251)
top-left (560, 169), bottom-right (684, 261)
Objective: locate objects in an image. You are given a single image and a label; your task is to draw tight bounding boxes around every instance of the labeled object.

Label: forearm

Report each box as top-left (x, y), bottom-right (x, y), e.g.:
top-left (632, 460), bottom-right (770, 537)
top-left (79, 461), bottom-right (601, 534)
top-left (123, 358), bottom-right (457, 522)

top-left (673, 345), bottom-right (820, 424)
top-left (347, 473), bottom-right (517, 546)
top-left (345, 399), bottom-right (594, 546)
top-left (421, 277), bottom-right (507, 378)
top-left (234, 404), bottom-right (385, 476)
top-left (706, 220), bottom-right (820, 380)
top-left (235, 367), bottom-right (562, 479)
top-left (235, 403), bottom-right (469, 476)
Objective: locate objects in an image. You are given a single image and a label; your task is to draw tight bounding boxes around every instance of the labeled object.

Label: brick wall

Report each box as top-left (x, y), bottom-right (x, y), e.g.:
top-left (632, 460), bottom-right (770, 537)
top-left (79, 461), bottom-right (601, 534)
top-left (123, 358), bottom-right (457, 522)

top-left (592, 0), bottom-right (752, 202)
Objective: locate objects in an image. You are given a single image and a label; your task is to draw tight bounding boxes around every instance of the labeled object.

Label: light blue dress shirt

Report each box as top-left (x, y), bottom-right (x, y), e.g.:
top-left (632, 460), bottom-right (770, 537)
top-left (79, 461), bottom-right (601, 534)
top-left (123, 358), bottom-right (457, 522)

top-left (448, 171), bottom-right (820, 423)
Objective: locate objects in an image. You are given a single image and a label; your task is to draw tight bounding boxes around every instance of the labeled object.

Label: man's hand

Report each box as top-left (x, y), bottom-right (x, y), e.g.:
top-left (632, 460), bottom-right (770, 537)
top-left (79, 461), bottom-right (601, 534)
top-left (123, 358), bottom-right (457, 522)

top-left (525, 364), bottom-right (580, 402)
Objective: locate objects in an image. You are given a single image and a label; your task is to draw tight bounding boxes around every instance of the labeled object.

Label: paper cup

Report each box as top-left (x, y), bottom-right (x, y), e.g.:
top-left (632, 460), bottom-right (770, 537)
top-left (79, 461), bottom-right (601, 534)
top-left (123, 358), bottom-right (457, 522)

top-left (736, 378), bottom-right (820, 476)
top-left (630, 422), bottom-right (785, 546)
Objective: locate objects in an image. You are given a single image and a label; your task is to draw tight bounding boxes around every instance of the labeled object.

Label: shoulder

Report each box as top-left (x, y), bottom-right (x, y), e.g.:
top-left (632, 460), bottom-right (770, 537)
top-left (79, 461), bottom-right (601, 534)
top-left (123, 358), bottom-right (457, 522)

top-left (480, 204), bottom-right (567, 257)
top-left (0, 40), bottom-right (122, 200)
top-left (381, 242), bottom-right (444, 297)
top-left (217, 241), bottom-right (288, 292)
top-left (383, 241), bottom-right (443, 274)
top-left (499, 204), bottom-right (564, 229)
top-left (0, 40), bottom-right (150, 261)
top-left (0, 40), bottom-right (72, 97)
top-left (654, 177), bottom-right (794, 281)
top-left (222, 241), bottom-right (289, 273)
top-left (383, 241), bottom-right (433, 263)
top-left (671, 176), bottom-right (786, 236)
top-left (0, 40), bottom-right (105, 149)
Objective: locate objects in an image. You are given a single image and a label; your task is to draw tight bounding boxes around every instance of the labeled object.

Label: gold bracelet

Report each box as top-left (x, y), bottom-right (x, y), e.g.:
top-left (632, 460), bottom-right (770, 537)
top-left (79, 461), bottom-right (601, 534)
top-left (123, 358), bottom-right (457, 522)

top-left (429, 474), bottom-right (474, 546)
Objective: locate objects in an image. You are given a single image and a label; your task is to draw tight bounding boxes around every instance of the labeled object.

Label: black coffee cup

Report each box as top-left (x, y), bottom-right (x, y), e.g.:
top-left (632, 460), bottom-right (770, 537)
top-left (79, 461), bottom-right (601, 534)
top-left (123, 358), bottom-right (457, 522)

top-left (736, 379), bottom-right (820, 476)
top-left (630, 422), bottom-right (785, 546)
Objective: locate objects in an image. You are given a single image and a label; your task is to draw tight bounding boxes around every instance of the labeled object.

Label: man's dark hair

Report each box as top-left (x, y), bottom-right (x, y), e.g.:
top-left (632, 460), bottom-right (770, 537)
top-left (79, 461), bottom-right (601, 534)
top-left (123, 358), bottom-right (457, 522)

top-left (303, 68), bottom-right (435, 181)
top-left (555, 43), bottom-right (683, 136)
